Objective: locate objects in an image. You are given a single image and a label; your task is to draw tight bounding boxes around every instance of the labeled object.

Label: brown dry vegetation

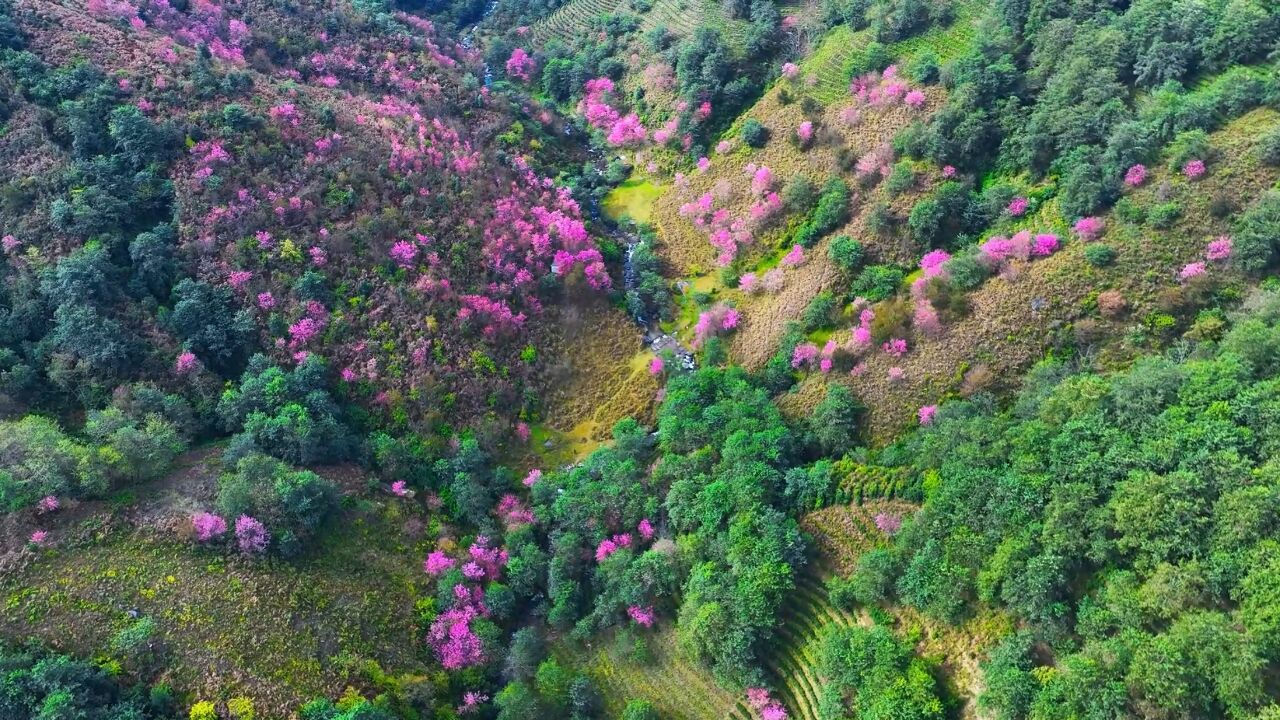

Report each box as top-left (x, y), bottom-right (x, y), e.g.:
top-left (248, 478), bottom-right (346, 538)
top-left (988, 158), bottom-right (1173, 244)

top-left (534, 296), bottom-right (659, 440)
top-left (779, 107), bottom-right (1280, 442)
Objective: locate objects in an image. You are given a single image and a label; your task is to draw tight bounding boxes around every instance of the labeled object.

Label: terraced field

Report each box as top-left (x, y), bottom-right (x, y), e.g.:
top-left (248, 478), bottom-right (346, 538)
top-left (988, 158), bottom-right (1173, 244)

top-left (558, 627), bottom-right (754, 720)
top-left (763, 570), bottom-right (865, 720)
top-left (532, 0), bottom-right (630, 42)
top-left (802, 499), bottom-right (916, 575)
top-left (801, 0), bottom-right (985, 103)
top-left (638, 0), bottom-right (712, 39)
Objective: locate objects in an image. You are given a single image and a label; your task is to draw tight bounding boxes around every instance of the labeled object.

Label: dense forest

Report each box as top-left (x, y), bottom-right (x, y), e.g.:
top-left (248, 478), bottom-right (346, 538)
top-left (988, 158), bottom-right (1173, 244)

top-left (1, 0), bottom-right (1280, 717)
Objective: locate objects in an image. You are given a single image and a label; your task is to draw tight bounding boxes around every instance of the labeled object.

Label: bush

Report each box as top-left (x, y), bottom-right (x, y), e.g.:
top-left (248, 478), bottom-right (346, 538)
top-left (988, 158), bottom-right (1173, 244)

top-left (1256, 127), bottom-right (1280, 166)
top-left (1234, 191), bottom-right (1280, 271)
top-left (908, 49), bottom-right (940, 83)
top-left (1148, 201), bottom-right (1182, 229)
top-left (850, 265), bottom-right (904, 302)
top-left (740, 118), bottom-right (770, 148)
top-left (794, 178), bottom-right (851, 248)
top-left (1084, 244), bottom-right (1117, 267)
top-left (191, 701), bottom-right (218, 720)
top-left (802, 292), bottom-right (837, 331)
top-left (110, 617), bottom-right (156, 656)
top-left (216, 452), bottom-right (339, 556)
top-left (810, 386), bottom-right (863, 456)
top-left (783, 174), bottom-right (817, 212)
top-left (943, 253), bottom-right (990, 290)
top-left (218, 355), bottom-right (352, 465)
top-left (829, 235), bottom-right (865, 273)
top-left (885, 161), bottom-right (916, 195)
top-left (1166, 129), bottom-right (1210, 171)
top-left (228, 697), bottom-right (255, 720)
top-left (622, 699), bottom-right (660, 720)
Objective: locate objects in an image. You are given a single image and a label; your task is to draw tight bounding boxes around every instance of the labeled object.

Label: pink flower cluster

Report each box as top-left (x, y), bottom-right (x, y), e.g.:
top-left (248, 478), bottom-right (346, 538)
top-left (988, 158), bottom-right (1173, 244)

top-left (1007, 196), bottom-right (1029, 217)
top-left (918, 404), bottom-right (937, 425)
top-left (425, 550), bottom-right (456, 575)
top-left (1206, 235), bottom-right (1232, 262)
top-left (193, 512), bottom-right (228, 541)
top-left (175, 351), bottom-right (199, 375)
top-left (596, 533), bottom-right (633, 563)
top-left (693, 304), bottom-right (740, 347)
top-left (628, 605), bottom-right (656, 627)
top-left (580, 78), bottom-right (648, 147)
top-left (781, 244), bottom-right (806, 267)
top-left (505, 48), bottom-right (535, 82)
top-left (882, 338), bottom-right (908, 357)
top-left (920, 249), bottom-right (950, 278)
top-left (428, 584), bottom-right (487, 669)
top-left (496, 494), bottom-right (535, 529)
top-left (873, 512), bottom-right (903, 534)
top-left (746, 688), bottom-right (788, 720)
top-left (1124, 164), bottom-right (1148, 187)
top-left (523, 468), bottom-right (542, 487)
top-left (792, 342), bottom-right (819, 369)
top-left (980, 229), bottom-right (1060, 267)
top-left (843, 63), bottom-right (925, 126)
top-left (389, 240), bottom-right (420, 267)
top-left (678, 190), bottom-right (751, 266)
top-left (649, 356), bottom-right (665, 376)
top-left (796, 121), bottom-right (814, 145)
top-left (1074, 217), bottom-right (1104, 241)
top-left (1179, 262), bottom-right (1206, 281)
top-left (235, 515), bottom-right (269, 554)
top-left (37, 496), bottom-right (59, 513)
top-left (1182, 159), bottom-right (1206, 179)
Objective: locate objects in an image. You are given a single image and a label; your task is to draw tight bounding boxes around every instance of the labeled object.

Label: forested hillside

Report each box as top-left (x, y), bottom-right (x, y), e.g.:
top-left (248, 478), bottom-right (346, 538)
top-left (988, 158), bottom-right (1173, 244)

top-left (2, 0), bottom-right (1279, 718)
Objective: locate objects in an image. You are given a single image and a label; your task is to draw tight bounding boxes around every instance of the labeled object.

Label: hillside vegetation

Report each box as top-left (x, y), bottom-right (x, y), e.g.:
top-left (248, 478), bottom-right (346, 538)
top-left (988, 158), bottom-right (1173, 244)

top-left (2, 0), bottom-right (1280, 717)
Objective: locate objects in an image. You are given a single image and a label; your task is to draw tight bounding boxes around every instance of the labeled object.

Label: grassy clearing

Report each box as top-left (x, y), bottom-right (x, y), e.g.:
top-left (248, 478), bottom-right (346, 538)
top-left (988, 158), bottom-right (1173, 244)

top-left (603, 178), bottom-right (664, 223)
top-left (0, 458), bottom-right (433, 716)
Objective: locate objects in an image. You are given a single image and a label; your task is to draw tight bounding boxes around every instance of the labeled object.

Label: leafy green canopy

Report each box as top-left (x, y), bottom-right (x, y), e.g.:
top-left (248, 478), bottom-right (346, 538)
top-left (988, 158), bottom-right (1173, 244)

top-left (849, 289), bottom-right (1280, 719)
top-left (0, 644), bottom-right (178, 719)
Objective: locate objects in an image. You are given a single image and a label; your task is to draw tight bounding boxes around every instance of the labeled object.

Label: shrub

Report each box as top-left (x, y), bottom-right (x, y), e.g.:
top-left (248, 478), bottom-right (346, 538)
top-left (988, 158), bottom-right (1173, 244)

top-left (850, 265), bottom-right (904, 302)
top-left (216, 453), bottom-right (338, 556)
top-left (1084, 244), bottom-right (1117, 267)
top-left (622, 699), bottom-right (660, 720)
top-left (740, 118), bottom-right (770, 148)
top-left (829, 235), bottom-right (865, 272)
top-left (1166, 129), bottom-right (1210, 171)
top-left (885, 161), bottom-right (916, 196)
top-left (810, 386), bottom-right (863, 456)
top-left (1256, 127), bottom-right (1280, 166)
top-left (1148, 202), bottom-right (1182, 229)
top-left (190, 701), bottom-right (218, 720)
top-left (228, 697), bottom-right (255, 720)
top-left (783, 174), bottom-right (817, 212)
top-left (944, 253), bottom-right (990, 290)
top-left (110, 617), bottom-right (157, 666)
top-left (1234, 190), bottom-right (1280, 272)
top-left (802, 292), bottom-right (838, 331)
top-left (908, 49), bottom-right (940, 83)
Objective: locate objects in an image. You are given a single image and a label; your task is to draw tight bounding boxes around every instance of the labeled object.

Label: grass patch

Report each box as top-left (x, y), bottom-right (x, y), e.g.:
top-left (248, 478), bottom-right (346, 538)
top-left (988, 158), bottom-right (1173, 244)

top-left (0, 500), bottom-right (432, 715)
top-left (603, 178), bottom-right (664, 223)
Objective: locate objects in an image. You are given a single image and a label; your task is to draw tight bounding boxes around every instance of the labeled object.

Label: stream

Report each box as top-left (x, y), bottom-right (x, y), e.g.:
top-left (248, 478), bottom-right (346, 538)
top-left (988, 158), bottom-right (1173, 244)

top-left (462, 15), bottom-right (694, 370)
